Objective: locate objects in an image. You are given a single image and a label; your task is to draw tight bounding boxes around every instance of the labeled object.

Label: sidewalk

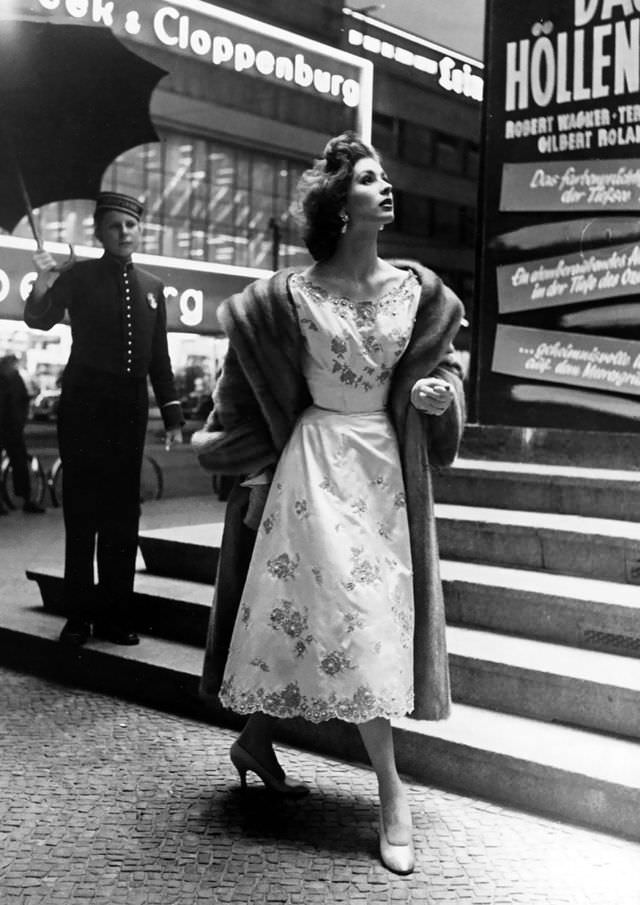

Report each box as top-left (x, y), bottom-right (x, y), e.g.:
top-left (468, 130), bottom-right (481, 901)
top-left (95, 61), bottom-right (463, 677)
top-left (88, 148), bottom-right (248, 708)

top-left (1, 500), bottom-right (640, 904)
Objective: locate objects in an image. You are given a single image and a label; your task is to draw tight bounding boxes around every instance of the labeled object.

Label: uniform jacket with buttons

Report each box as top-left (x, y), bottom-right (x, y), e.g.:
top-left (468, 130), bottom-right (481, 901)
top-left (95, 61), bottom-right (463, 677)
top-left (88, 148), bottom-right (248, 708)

top-left (24, 254), bottom-right (181, 429)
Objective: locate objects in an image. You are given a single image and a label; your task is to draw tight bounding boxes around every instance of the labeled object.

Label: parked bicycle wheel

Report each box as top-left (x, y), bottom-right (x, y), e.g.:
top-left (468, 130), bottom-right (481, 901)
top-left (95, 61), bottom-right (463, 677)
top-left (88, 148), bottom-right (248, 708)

top-left (48, 455), bottom-right (164, 506)
top-left (140, 455), bottom-right (164, 502)
top-left (47, 457), bottom-right (63, 508)
top-left (1, 453), bottom-right (47, 509)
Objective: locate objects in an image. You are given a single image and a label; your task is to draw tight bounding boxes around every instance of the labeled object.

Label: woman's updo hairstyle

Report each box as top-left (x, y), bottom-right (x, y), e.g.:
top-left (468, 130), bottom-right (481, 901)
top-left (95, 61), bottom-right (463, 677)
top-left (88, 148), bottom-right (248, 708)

top-left (293, 131), bottom-right (379, 262)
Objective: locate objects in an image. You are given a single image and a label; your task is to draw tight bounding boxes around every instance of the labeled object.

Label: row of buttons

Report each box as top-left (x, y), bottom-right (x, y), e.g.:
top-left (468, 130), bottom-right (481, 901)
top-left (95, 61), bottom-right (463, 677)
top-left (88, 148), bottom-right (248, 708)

top-left (123, 268), bottom-right (133, 374)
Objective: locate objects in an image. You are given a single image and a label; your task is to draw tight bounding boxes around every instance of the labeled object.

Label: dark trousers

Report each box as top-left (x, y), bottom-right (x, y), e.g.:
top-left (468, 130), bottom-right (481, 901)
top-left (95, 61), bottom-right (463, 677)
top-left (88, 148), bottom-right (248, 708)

top-left (1, 423), bottom-right (31, 500)
top-left (57, 366), bottom-right (148, 624)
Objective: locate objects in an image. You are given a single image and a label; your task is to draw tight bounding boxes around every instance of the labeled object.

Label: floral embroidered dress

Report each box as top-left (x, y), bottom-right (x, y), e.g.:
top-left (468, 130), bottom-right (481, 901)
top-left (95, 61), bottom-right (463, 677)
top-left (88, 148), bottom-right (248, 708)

top-left (218, 270), bottom-right (421, 723)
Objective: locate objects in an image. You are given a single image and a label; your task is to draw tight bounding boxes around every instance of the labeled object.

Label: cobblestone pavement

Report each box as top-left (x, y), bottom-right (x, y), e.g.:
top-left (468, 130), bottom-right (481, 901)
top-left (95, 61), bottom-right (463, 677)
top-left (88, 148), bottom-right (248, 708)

top-left (1, 667), bottom-right (639, 905)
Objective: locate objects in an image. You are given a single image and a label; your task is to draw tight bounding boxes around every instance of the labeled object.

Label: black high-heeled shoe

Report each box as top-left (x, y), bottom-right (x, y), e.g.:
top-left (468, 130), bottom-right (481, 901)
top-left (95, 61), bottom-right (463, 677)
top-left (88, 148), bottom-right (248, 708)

top-left (229, 740), bottom-right (309, 798)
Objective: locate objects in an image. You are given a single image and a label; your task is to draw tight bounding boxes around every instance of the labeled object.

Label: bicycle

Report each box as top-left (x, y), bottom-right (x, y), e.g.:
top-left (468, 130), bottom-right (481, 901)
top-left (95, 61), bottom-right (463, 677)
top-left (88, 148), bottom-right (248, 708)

top-left (1, 452), bottom-right (48, 510)
top-left (47, 454), bottom-right (164, 507)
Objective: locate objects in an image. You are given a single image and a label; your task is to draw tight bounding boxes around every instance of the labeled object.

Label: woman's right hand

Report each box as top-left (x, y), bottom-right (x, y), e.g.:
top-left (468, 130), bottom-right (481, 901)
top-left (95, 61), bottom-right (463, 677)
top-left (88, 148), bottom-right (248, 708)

top-left (410, 378), bottom-right (453, 415)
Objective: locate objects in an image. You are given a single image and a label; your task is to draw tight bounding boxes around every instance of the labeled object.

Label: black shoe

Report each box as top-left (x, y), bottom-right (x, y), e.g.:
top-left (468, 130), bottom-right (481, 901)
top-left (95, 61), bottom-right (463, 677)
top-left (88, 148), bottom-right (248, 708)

top-left (0, 504), bottom-right (8, 516)
top-left (59, 618), bottom-right (92, 647)
top-left (23, 501), bottom-right (46, 514)
top-left (93, 622), bottom-right (140, 645)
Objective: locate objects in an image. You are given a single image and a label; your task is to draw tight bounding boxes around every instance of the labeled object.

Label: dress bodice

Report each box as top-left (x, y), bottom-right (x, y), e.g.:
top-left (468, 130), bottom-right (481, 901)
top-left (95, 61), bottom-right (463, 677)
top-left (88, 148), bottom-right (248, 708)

top-left (289, 271), bottom-right (420, 413)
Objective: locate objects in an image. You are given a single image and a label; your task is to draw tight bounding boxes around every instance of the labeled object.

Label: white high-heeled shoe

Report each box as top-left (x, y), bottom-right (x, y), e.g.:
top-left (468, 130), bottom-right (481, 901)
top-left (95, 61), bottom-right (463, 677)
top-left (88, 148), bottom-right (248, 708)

top-left (378, 810), bottom-right (415, 875)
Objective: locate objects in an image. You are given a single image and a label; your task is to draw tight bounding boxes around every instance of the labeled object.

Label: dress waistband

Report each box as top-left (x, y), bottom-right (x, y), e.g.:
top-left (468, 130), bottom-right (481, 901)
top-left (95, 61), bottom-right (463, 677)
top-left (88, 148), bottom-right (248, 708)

top-left (310, 404), bottom-right (387, 416)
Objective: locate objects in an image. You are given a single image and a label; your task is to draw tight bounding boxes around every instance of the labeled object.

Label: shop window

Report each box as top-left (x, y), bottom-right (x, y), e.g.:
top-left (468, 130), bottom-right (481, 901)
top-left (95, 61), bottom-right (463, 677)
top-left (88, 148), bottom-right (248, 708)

top-left (432, 200), bottom-right (461, 242)
top-left (278, 89), bottom-right (344, 137)
top-left (401, 122), bottom-right (433, 167)
top-left (395, 191), bottom-right (431, 237)
top-left (461, 206), bottom-right (477, 247)
top-left (18, 130), bottom-right (308, 270)
top-left (465, 141), bottom-right (480, 180)
top-left (433, 133), bottom-right (462, 174)
top-left (36, 199), bottom-right (96, 248)
top-left (140, 145), bottom-right (164, 257)
top-left (462, 274), bottom-right (475, 308)
top-left (372, 112), bottom-right (397, 155)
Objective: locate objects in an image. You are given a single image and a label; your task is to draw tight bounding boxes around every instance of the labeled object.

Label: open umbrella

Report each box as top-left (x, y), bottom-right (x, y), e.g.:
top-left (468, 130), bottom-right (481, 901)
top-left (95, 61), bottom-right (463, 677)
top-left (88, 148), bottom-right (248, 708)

top-left (0, 17), bottom-right (167, 247)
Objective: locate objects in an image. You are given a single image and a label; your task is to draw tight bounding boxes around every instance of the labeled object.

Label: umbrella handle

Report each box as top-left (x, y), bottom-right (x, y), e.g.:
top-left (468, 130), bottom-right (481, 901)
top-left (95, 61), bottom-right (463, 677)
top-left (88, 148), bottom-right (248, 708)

top-left (14, 160), bottom-right (45, 248)
top-left (7, 129), bottom-right (75, 272)
top-left (15, 154), bottom-right (74, 270)
top-left (53, 244), bottom-right (76, 273)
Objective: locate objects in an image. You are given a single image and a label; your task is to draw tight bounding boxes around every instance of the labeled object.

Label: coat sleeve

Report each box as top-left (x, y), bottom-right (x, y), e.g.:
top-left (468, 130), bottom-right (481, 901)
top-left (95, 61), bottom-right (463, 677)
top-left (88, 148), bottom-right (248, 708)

top-left (191, 343), bottom-right (277, 475)
top-left (24, 271), bottom-right (72, 330)
top-left (390, 271), bottom-right (466, 470)
top-left (424, 344), bottom-right (466, 468)
top-left (147, 288), bottom-right (183, 430)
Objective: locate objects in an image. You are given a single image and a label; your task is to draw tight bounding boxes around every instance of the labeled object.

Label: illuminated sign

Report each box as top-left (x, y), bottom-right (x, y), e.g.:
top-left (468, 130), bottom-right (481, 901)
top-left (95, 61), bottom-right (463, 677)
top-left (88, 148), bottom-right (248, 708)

top-left (0, 236), bottom-right (269, 334)
top-left (343, 7), bottom-right (483, 103)
top-left (15, 0), bottom-right (373, 130)
top-left (474, 0), bottom-right (640, 431)
top-left (492, 324), bottom-right (640, 398)
top-left (497, 240), bottom-right (640, 314)
top-left (152, 7), bottom-right (360, 107)
top-left (501, 160), bottom-right (640, 211)
top-left (505, 5), bottom-right (640, 113)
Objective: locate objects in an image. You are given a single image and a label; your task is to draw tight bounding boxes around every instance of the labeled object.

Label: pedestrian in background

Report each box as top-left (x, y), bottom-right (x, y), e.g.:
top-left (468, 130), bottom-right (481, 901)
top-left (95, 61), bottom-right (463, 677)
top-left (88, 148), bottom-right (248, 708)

top-left (25, 192), bottom-right (183, 648)
top-left (194, 132), bottom-right (465, 875)
top-left (0, 353), bottom-right (45, 515)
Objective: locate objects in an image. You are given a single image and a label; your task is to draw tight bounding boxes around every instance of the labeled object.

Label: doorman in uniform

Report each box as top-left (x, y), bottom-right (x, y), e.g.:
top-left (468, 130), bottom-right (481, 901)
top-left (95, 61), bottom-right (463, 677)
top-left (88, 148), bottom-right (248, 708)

top-left (25, 192), bottom-right (183, 647)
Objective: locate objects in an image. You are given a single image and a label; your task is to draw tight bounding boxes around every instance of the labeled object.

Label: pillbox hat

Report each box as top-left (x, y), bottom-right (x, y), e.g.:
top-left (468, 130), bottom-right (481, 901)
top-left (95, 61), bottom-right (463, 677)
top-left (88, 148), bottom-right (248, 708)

top-left (95, 191), bottom-right (144, 220)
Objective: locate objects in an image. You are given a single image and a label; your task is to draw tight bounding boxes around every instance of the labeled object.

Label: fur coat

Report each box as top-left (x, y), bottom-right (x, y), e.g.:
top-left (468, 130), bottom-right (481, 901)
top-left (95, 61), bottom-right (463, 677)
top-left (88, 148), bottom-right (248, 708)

top-left (195, 261), bottom-right (465, 721)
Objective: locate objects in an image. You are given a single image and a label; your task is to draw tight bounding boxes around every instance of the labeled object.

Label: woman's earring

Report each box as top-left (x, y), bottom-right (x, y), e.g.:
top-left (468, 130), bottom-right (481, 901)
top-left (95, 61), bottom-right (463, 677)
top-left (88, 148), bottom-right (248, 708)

top-left (340, 212), bottom-right (349, 235)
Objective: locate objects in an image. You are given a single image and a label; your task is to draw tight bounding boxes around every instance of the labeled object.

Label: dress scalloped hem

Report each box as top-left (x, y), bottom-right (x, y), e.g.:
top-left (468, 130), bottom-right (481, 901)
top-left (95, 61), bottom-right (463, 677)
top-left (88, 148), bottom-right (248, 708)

top-left (219, 678), bottom-right (414, 725)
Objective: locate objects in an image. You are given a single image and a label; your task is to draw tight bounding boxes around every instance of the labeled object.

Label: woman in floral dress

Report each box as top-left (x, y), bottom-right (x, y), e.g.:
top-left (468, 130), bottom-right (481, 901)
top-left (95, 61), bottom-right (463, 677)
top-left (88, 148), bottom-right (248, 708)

top-left (195, 132), bottom-right (465, 874)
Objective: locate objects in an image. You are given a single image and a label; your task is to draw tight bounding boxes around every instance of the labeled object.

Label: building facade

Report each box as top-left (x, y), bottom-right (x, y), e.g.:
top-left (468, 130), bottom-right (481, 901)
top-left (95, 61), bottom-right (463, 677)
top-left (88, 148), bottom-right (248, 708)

top-left (342, 6), bottom-right (482, 320)
top-left (0, 1), bottom-right (482, 391)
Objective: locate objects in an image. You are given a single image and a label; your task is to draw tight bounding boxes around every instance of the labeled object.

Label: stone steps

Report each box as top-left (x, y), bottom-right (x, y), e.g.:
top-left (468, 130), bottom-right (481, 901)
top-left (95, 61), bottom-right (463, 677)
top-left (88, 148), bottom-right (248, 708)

top-left (32, 558), bottom-right (640, 660)
top-left (459, 424), bottom-right (640, 470)
top-left (138, 522), bottom-right (224, 584)
top-left (141, 511), bottom-right (640, 587)
top-left (434, 458), bottom-right (640, 520)
top-left (29, 564), bottom-right (640, 740)
top-left (437, 504), bottom-right (640, 583)
top-left (17, 446), bottom-right (640, 841)
top-left (3, 598), bottom-right (639, 841)
top-left (441, 560), bottom-right (640, 657)
top-left (27, 565), bottom-right (211, 646)
top-left (448, 625), bottom-right (640, 739)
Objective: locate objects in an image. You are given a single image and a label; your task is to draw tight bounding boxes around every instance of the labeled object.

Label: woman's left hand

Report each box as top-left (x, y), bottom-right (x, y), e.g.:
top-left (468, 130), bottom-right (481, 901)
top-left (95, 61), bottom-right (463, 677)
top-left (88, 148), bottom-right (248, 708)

top-left (410, 378), bottom-right (453, 415)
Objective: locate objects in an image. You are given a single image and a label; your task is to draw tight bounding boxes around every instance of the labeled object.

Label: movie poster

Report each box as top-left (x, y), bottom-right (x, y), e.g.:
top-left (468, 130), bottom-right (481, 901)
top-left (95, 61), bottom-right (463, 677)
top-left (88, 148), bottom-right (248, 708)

top-left (474, 0), bottom-right (640, 430)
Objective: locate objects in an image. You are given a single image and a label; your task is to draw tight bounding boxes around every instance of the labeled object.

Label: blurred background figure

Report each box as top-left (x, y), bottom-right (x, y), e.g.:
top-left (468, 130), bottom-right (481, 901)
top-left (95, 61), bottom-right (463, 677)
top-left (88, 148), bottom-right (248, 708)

top-left (0, 354), bottom-right (46, 515)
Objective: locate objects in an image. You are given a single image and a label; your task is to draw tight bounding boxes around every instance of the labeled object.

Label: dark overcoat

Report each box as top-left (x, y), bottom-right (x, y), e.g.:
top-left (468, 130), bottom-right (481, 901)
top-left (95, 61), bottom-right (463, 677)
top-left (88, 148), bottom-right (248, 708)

top-left (195, 261), bottom-right (465, 720)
